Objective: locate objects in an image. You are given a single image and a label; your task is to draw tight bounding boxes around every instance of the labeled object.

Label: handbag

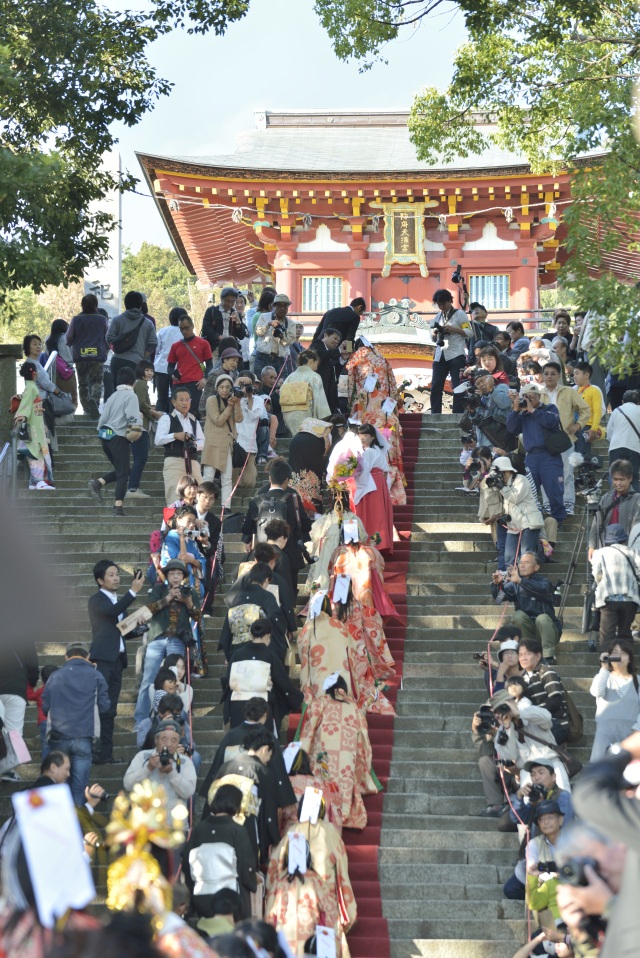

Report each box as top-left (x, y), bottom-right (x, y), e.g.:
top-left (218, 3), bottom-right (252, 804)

top-left (125, 424), bottom-right (143, 442)
top-left (98, 425), bottom-right (114, 441)
top-left (522, 728), bottom-right (583, 779)
top-left (111, 315), bottom-right (146, 354)
top-left (581, 582), bottom-right (600, 633)
top-left (232, 440), bottom-right (247, 469)
top-left (55, 355), bottom-right (74, 380)
top-left (48, 390), bottom-right (75, 417)
top-left (0, 729), bottom-right (31, 777)
top-left (543, 424), bottom-right (572, 455)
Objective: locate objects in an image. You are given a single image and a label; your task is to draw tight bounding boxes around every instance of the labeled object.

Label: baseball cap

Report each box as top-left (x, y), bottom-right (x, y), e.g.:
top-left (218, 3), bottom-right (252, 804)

top-left (521, 383), bottom-right (540, 396)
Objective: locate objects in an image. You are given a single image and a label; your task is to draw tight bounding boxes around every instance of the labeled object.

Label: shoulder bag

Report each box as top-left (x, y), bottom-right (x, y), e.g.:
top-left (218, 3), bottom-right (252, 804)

top-left (543, 422), bottom-right (572, 455)
top-left (521, 727), bottom-right (583, 779)
top-left (111, 316), bottom-right (146, 354)
top-left (179, 339), bottom-right (207, 377)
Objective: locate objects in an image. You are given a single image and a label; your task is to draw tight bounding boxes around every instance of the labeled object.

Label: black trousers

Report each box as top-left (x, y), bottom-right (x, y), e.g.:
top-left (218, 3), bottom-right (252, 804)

top-left (100, 435), bottom-right (131, 501)
top-left (93, 654), bottom-right (125, 758)
top-left (599, 601), bottom-right (637, 648)
top-left (110, 357), bottom-right (137, 387)
top-left (155, 372), bottom-right (172, 412)
top-left (430, 354), bottom-right (467, 414)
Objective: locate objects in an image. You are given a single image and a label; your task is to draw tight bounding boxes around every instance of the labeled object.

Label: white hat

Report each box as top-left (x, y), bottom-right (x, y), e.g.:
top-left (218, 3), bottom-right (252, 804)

top-left (521, 382), bottom-right (540, 396)
top-left (493, 456), bottom-right (516, 472)
top-left (498, 639), bottom-right (520, 661)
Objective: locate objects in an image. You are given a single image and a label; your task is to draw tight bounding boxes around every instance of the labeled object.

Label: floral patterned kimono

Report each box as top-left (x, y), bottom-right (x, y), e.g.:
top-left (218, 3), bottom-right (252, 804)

top-left (303, 509), bottom-right (368, 594)
top-left (298, 611), bottom-right (395, 715)
top-left (297, 684), bottom-right (380, 829)
top-left (345, 346), bottom-right (399, 417)
top-left (359, 407), bottom-right (407, 506)
top-left (266, 819), bottom-right (357, 958)
top-left (330, 543), bottom-right (396, 682)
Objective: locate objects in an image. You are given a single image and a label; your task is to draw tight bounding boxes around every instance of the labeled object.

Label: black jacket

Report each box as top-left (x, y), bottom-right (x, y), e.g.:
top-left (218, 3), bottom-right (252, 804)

top-left (0, 641), bottom-right (39, 700)
top-left (227, 564), bottom-right (297, 632)
top-left (222, 641), bottom-right (303, 728)
top-left (218, 583), bottom-right (287, 661)
top-left (199, 721), bottom-right (296, 809)
top-left (200, 305), bottom-right (247, 354)
top-left (313, 340), bottom-right (341, 412)
top-left (88, 589), bottom-right (137, 666)
top-left (209, 753), bottom-right (280, 864)
top-left (242, 485), bottom-right (312, 572)
top-left (182, 814), bottom-right (257, 918)
top-left (313, 306), bottom-right (361, 345)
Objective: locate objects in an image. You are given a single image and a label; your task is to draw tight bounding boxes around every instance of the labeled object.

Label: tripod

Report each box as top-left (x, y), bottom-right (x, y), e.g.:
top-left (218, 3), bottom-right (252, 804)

top-left (558, 480), bottom-right (604, 652)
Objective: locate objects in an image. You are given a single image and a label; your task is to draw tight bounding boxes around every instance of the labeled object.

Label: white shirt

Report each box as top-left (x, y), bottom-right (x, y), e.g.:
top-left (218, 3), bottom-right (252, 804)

top-left (430, 308), bottom-right (471, 361)
top-left (100, 587), bottom-right (135, 653)
top-left (608, 402), bottom-right (640, 453)
top-left (544, 387), bottom-right (559, 406)
top-left (154, 326), bottom-right (183, 374)
top-left (236, 395), bottom-right (268, 454)
top-left (155, 411), bottom-right (205, 451)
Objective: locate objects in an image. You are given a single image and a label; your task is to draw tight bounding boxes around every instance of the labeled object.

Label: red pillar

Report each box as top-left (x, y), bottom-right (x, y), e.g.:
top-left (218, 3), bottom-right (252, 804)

top-left (348, 265), bottom-right (369, 302)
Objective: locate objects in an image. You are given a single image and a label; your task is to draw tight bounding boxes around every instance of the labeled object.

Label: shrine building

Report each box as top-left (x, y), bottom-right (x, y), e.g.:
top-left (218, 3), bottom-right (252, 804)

top-left (138, 109), bottom-right (575, 374)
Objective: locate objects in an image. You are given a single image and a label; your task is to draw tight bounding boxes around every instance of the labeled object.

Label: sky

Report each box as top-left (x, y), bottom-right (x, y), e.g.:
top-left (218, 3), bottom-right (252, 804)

top-left (117, 0), bottom-right (467, 252)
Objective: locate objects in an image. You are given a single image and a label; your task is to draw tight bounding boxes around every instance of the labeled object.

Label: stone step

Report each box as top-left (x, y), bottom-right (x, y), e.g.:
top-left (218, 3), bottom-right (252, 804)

top-left (389, 940), bottom-right (518, 958)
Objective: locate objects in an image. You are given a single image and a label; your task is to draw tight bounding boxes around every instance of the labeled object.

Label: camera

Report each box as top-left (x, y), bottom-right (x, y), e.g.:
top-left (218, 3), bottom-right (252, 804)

top-left (129, 623), bottom-right (150, 639)
top-left (183, 528), bottom-right (201, 540)
top-left (538, 860), bottom-right (558, 874)
top-left (602, 654), bottom-right (622, 663)
top-left (271, 323), bottom-right (284, 340)
top-left (180, 583), bottom-right (191, 597)
top-left (495, 757), bottom-right (512, 767)
top-left (467, 461), bottom-right (483, 478)
top-left (432, 322), bottom-right (446, 348)
top-left (558, 856), bottom-right (600, 887)
top-left (451, 265), bottom-right (462, 284)
top-left (184, 433), bottom-right (197, 453)
top-left (485, 467), bottom-right (507, 490)
top-left (472, 652), bottom-right (485, 661)
top-left (232, 385), bottom-right (244, 398)
top-left (496, 729), bottom-right (509, 746)
top-left (528, 783), bottom-right (547, 803)
top-left (476, 705), bottom-right (497, 733)
top-left (159, 746), bottom-right (172, 768)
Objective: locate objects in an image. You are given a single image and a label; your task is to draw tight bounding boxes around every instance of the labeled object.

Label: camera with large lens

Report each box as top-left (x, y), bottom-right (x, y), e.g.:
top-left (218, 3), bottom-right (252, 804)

top-left (476, 705), bottom-right (497, 733)
top-left (271, 323), bottom-right (284, 340)
top-left (159, 746), bottom-right (172, 768)
top-left (184, 433), bottom-right (197, 453)
top-left (451, 265), bottom-right (462, 284)
top-left (232, 385), bottom-right (244, 398)
top-left (180, 583), bottom-right (191, 597)
top-left (432, 323), bottom-right (446, 348)
top-left (467, 460), bottom-right (483, 478)
top-left (529, 783), bottom-right (547, 803)
top-left (485, 467), bottom-right (507, 490)
top-left (558, 856), bottom-right (600, 887)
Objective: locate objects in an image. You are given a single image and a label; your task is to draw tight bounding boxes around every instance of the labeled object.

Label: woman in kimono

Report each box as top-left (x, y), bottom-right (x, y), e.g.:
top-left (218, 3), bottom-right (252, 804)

top-left (303, 489), bottom-right (368, 594)
top-left (280, 350), bottom-right (331, 436)
top-left (267, 794), bottom-right (357, 958)
top-left (280, 745), bottom-right (343, 834)
top-left (13, 362), bottom-right (55, 490)
top-left (298, 594), bottom-right (394, 714)
top-left (346, 424), bottom-right (394, 555)
top-left (288, 418), bottom-right (332, 515)
top-left (345, 344), bottom-right (399, 417)
top-left (359, 407), bottom-right (407, 506)
top-left (297, 673), bottom-right (380, 830)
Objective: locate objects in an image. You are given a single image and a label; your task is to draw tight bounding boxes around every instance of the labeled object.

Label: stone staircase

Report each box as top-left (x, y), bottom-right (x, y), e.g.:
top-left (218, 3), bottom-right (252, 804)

top-left (1, 412), bottom-right (601, 958)
top-left (0, 416), bottom-right (280, 818)
top-left (379, 415), bottom-right (599, 958)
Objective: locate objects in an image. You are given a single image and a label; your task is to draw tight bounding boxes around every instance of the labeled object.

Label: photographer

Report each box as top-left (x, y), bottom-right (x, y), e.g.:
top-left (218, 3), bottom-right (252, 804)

top-left (540, 362), bottom-right (590, 516)
top-left (590, 639), bottom-right (640, 760)
top-left (233, 371), bottom-right (269, 487)
top-left (492, 553), bottom-right (562, 663)
top-left (478, 632), bottom-right (523, 695)
top-left (491, 456), bottom-right (544, 568)
top-left (471, 696), bottom-right (514, 818)
top-left (471, 372), bottom-right (515, 448)
top-left (590, 524), bottom-right (640, 648)
top-left (253, 293), bottom-right (297, 379)
top-left (467, 302), bottom-right (498, 358)
top-left (555, 822), bottom-right (625, 958)
top-left (572, 730), bottom-right (640, 957)
top-left (504, 799), bottom-right (565, 903)
top-left (198, 345), bottom-right (243, 415)
top-left (506, 383), bottom-right (567, 525)
top-left (155, 385), bottom-right (204, 506)
top-left (587, 459), bottom-right (640, 557)
top-left (200, 286), bottom-right (248, 356)
top-left (123, 719), bottom-right (197, 815)
top-left (132, 559), bottom-right (200, 729)
top-left (429, 287), bottom-right (472, 414)
top-left (510, 757), bottom-right (574, 832)
top-left (201, 373), bottom-right (244, 508)
top-left (160, 505), bottom-right (207, 590)
top-left (473, 446), bottom-right (508, 569)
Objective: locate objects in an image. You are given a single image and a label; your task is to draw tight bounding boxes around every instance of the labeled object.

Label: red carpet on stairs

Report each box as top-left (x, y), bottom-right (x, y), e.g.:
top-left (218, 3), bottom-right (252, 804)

top-left (287, 413), bottom-right (421, 958)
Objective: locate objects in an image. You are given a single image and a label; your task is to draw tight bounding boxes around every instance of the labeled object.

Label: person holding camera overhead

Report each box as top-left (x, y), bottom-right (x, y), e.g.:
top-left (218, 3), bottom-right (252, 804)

top-left (155, 385), bottom-right (205, 506)
top-left (590, 639), bottom-right (640, 761)
top-left (429, 287), bottom-right (472, 414)
top-left (201, 373), bottom-right (244, 508)
top-left (132, 558), bottom-right (201, 731)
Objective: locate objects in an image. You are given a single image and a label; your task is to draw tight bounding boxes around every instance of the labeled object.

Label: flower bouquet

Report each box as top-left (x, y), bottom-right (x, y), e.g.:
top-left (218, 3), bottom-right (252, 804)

top-left (329, 451), bottom-right (362, 486)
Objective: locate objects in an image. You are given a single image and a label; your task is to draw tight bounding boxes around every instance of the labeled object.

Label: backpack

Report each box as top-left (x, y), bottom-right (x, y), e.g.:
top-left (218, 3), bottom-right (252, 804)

top-left (111, 316), bottom-right (146, 354)
top-left (279, 380), bottom-right (312, 412)
top-left (255, 492), bottom-right (290, 542)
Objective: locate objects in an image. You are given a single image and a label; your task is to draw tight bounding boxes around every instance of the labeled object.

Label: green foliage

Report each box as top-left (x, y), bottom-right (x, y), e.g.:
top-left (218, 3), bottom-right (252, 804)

top-left (0, 0), bottom-right (250, 297)
top-left (122, 243), bottom-right (210, 326)
top-left (315, 0), bottom-right (640, 373)
top-left (0, 283), bottom-right (83, 345)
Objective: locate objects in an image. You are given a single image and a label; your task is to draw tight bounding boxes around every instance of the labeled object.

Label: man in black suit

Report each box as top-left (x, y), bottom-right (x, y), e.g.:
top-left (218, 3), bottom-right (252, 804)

top-left (312, 296), bottom-right (367, 346)
top-left (313, 327), bottom-right (342, 412)
top-left (88, 559), bottom-right (145, 764)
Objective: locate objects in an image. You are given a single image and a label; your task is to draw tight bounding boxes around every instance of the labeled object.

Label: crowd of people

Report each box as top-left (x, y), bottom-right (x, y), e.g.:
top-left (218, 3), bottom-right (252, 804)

top-left (3, 287), bottom-right (411, 958)
top-left (430, 299), bottom-right (640, 955)
top-left (10, 288), bottom-right (640, 956)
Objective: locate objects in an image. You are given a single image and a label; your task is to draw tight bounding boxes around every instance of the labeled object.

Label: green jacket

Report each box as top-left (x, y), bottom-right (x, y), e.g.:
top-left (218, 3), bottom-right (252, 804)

top-left (147, 582), bottom-right (201, 644)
